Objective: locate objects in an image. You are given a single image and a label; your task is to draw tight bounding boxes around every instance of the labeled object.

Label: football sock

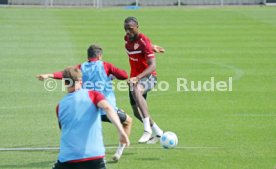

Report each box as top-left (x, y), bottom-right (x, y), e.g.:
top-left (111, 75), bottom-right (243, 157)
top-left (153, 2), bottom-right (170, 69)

top-left (152, 123), bottom-right (163, 136)
top-left (112, 143), bottom-right (126, 161)
top-left (117, 143), bottom-right (126, 155)
top-left (142, 117), bottom-right (152, 133)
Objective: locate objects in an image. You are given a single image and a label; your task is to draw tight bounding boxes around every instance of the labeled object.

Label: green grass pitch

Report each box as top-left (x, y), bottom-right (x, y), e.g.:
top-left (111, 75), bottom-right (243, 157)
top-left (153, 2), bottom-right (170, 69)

top-left (0, 6), bottom-right (275, 169)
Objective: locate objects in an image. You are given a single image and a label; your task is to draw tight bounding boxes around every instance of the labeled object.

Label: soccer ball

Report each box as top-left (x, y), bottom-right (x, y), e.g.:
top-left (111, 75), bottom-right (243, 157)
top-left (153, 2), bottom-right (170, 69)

top-left (160, 131), bottom-right (178, 149)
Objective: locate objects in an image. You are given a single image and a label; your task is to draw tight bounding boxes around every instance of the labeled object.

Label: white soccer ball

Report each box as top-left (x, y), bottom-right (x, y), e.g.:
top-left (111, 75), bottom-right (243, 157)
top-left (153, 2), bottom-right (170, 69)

top-left (160, 131), bottom-right (178, 149)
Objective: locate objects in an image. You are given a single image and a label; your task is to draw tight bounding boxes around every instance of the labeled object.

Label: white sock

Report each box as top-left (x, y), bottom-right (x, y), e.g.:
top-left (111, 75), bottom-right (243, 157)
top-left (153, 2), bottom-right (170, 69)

top-left (152, 123), bottom-right (163, 136)
top-left (116, 143), bottom-right (126, 155)
top-left (142, 117), bottom-right (152, 134)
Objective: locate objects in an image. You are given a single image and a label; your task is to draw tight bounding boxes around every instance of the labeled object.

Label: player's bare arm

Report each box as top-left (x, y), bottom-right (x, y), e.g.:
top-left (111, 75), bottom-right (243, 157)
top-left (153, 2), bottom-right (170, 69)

top-left (36, 73), bottom-right (54, 81)
top-left (36, 65), bottom-right (80, 81)
top-left (128, 58), bottom-right (156, 85)
top-left (107, 62), bottom-right (129, 80)
top-left (137, 57), bottom-right (156, 80)
top-left (152, 44), bottom-right (165, 53)
top-left (97, 100), bottom-right (130, 147)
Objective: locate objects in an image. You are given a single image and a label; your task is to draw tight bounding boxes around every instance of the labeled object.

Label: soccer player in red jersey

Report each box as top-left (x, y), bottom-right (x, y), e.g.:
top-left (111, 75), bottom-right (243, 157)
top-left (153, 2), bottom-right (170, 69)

top-left (124, 16), bottom-right (165, 144)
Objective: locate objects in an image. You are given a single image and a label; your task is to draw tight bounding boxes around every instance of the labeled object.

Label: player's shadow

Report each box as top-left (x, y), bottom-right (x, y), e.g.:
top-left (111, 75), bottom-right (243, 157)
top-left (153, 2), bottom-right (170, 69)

top-left (106, 160), bottom-right (118, 164)
top-left (0, 161), bottom-right (53, 168)
top-left (105, 151), bottom-right (136, 164)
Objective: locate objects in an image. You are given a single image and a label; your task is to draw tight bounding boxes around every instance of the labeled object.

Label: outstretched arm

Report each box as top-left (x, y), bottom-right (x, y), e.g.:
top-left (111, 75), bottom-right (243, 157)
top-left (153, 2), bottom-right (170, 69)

top-left (152, 44), bottom-right (165, 53)
top-left (36, 72), bottom-right (62, 80)
top-left (104, 62), bottom-right (128, 80)
top-left (36, 73), bottom-right (54, 81)
top-left (36, 65), bottom-right (81, 81)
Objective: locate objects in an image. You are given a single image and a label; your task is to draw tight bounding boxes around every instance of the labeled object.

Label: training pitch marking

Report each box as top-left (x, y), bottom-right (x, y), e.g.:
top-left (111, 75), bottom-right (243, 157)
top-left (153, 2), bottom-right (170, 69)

top-left (0, 146), bottom-right (222, 151)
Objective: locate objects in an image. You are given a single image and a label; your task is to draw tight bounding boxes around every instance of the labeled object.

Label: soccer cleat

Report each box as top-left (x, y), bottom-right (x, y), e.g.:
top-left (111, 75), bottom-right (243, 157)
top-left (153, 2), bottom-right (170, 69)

top-left (146, 135), bottom-right (162, 144)
top-left (138, 131), bottom-right (152, 143)
top-left (112, 153), bottom-right (121, 162)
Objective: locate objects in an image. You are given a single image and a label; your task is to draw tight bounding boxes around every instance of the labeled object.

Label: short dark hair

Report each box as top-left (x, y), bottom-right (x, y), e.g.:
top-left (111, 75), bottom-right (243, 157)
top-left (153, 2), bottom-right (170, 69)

top-left (124, 16), bottom-right (138, 25)
top-left (62, 66), bottom-right (82, 85)
top-left (87, 44), bottom-right (103, 58)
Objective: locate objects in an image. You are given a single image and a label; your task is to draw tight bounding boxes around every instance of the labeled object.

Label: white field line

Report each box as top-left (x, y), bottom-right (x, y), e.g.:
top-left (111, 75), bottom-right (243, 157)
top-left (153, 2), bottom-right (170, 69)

top-left (192, 60), bottom-right (244, 81)
top-left (0, 103), bottom-right (55, 110)
top-left (228, 113), bottom-right (276, 117)
top-left (0, 146), bottom-right (222, 151)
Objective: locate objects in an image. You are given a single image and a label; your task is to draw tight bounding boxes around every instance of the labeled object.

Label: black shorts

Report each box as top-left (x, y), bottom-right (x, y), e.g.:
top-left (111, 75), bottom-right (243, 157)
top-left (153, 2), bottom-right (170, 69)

top-left (52, 158), bottom-right (106, 169)
top-left (101, 108), bottom-right (127, 123)
top-left (129, 75), bottom-right (157, 106)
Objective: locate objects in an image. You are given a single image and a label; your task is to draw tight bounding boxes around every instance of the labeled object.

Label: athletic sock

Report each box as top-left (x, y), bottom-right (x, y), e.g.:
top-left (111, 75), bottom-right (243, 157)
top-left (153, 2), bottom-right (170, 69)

top-left (112, 143), bottom-right (126, 161)
top-left (116, 143), bottom-right (126, 155)
top-left (151, 123), bottom-right (163, 136)
top-left (142, 117), bottom-right (152, 134)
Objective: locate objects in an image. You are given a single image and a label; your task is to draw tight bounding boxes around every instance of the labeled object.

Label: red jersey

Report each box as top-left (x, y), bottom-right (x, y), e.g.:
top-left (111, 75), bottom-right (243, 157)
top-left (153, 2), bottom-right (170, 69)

top-left (125, 33), bottom-right (157, 78)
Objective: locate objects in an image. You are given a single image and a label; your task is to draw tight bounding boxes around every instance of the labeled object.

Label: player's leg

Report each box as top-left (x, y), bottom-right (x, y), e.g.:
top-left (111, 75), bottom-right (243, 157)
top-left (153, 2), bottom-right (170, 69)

top-left (130, 75), bottom-right (160, 143)
top-left (130, 89), bottom-right (161, 143)
top-left (140, 76), bottom-right (163, 143)
top-left (101, 108), bottom-right (132, 137)
top-left (116, 108), bottom-right (132, 137)
top-left (103, 108), bottom-right (132, 161)
top-left (99, 117), bottom-right (127, 162)
top-left (131, 105), bottom-right (142, 122)
top-left (147, 120), bottom-right (163, 144)
top-left (129, 90), bottom-right (143, 122)
top-left (130, 83), bottom-right (153, 143)
top-left (132, 83), bottom-right (150, 119)
top-left (130, 92), bottom-right (157, 126)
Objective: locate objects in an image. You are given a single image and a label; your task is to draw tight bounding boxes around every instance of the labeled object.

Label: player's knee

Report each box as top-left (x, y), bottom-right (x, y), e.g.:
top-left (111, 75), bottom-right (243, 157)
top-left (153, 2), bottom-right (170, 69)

top-left (132, 87), bottom-right (139, 96)
top-left (127, 115), bottom-right (133, 124)
top-left (132, 85), bottom-right (143, 96)
top-left (123, 114), bottom-right (132, 125)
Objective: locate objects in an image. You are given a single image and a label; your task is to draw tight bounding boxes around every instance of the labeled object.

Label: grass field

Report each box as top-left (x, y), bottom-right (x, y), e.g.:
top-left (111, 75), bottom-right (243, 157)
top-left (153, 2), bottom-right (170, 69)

top-left (0, 6), bottom-right (275, 169)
